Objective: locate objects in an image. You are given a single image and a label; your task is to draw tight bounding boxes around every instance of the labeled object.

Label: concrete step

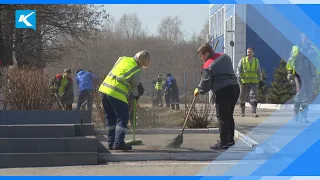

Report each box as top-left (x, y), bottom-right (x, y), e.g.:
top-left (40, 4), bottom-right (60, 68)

top-left (0, 136), bottom-right (97, 153)
top-left (0, 152), bottom-right (97, 168)
top-left (0, 110), bottom-right (91, 125)
top-left (0, 124), bottom-right (94, 138)
top-left (0, 124), bottom-right (95, 138)
top-left (0, 124), bottom-right (75, 138)
top-left (75, 124), bottom-right (94, 136)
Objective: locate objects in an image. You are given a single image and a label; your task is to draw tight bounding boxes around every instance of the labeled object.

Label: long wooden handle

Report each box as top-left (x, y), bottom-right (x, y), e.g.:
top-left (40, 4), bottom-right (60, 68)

top-left (180, 96), bottom-right (197, 135)
top-left (212, 39), bottom-right (219, 52)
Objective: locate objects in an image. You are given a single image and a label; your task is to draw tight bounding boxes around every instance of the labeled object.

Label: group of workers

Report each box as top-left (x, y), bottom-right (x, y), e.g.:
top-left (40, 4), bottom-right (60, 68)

top-left (51, 68), bottom-right (96, 111)
top-left (152, 73), bottom-right (180, 110)
top-left (52, 31), bottom-right (318, 151)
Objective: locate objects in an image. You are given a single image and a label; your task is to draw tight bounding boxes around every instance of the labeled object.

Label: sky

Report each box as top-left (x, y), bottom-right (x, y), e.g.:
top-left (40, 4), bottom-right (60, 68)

top-left (102, 4), bottom-right (209, 39)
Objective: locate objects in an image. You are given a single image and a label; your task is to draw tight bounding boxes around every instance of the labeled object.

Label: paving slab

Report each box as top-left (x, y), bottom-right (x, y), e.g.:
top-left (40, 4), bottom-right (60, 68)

top-left (97, 133), bottom-right (266, 162)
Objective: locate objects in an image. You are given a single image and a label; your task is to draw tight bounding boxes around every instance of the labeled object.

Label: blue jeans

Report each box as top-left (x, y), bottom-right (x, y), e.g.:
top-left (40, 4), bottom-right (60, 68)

top-left (76, 89), bottom-right (93, 111)
top-left (102, 93), bottom-right (129, 147)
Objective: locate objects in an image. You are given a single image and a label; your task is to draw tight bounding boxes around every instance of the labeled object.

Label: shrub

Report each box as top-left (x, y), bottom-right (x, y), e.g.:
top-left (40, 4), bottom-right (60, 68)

top-left (181, 93), bottom-right (213, 128)
top-left (0, 66), bottom-right (55, 110)
top-left (91, 74), bottom-right (106, 129)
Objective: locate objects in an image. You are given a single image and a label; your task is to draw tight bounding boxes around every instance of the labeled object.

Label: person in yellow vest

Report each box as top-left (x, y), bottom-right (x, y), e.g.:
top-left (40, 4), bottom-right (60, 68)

top-left (237, 48), bottom-right (263, 117)
top-left (99, 50), bottom-right (150, 151)
top-left (51, 68), bottom-right (74, 110)
top-left (286, 33), bottom-right (318, 123)
top-left (154, 74), bottom-right (165, 107)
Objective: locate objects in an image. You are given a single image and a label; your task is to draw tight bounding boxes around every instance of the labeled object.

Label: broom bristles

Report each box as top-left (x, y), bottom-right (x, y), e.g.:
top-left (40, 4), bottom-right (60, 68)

top-left (166, 135), bottom-right (183, 148)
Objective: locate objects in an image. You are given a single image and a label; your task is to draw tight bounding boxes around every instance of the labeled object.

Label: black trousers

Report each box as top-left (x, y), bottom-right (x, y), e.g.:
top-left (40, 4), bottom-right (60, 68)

top-left (215, 84), bottom-right (240, 145)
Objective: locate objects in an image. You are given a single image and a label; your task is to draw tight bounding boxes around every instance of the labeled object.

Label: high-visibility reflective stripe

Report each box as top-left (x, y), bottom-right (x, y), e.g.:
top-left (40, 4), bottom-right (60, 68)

top-left (123, 66), bottom-right (140, 78)
top-left (116, 125), bottom-right (127, 131)
top-left (101, 82), bottom-right (127, 96)
top-left (108, 73), bottom-right (129, 89)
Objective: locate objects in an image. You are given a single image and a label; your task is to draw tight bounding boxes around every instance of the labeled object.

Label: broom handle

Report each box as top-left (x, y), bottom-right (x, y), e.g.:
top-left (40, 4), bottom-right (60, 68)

top-left (132, 98), bottom-right (137, 140)
top-left (179, 39), bottom-right (219, 135)
top-left (180, 96), bottom-right (196, 135)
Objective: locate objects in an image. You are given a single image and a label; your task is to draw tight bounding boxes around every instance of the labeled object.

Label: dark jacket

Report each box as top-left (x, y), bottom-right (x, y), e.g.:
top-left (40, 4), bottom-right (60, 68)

top-left (198, 53), bottom-right (238, 94)
top-left (51, 74), bottom-right (74, 103)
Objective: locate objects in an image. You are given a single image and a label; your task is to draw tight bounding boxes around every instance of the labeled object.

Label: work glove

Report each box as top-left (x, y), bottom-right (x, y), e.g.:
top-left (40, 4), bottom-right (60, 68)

top-left (137, 82), bottom-right (144, 96)
top-left (194, 88), bottom-right (199, 96)
top-left (287, 74), bottom-right (294, 81)
top-left (134, 95), bottom-right (140, 101)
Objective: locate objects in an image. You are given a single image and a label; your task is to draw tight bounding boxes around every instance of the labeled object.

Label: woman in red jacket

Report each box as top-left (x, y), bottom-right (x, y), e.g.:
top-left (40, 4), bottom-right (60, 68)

top-left (194, 43), bottom-right (240, 150)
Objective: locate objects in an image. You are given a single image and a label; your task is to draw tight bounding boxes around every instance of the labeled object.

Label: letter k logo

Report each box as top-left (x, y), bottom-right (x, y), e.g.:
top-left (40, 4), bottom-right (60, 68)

top-left (15, 10), bottom-right (37, 30)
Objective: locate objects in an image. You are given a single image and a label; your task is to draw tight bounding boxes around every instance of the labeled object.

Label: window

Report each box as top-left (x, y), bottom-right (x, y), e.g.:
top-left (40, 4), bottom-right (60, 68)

top-left (214, 13), bottom-right (217, 38)
top-left (210, 14), bottom-right (214, 38)
top-left (217, 9), bottom-right (220, 36)
top-left (221, 6), bottom-right (225, 35)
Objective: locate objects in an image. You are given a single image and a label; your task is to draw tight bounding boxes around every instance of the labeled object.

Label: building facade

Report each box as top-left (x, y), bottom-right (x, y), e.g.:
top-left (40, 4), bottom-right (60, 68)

top-left (209, 4), bottom-right (304, 84)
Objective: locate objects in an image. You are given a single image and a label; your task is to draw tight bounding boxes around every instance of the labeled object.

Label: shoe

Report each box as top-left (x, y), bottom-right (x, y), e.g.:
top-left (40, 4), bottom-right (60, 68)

top-left (108, 145), bottom-right (114, 150)
top-left (228, 141), bottom-right (235, 147)
top-left (210, 141), bottom-right (229, 150)
top-left (113, 143), bottom-right (132, 151)
top-left (240, 113), bottom-right (245, 117)
top-left (252, 113), bottom-right (259, 117)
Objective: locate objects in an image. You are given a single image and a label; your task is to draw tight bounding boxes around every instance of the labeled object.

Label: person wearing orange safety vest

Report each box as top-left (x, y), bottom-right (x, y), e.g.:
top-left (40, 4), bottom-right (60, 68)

top-left (98, 50), bottom-right (150, 151)
top-left (286, 33), bottom-right (319, 123)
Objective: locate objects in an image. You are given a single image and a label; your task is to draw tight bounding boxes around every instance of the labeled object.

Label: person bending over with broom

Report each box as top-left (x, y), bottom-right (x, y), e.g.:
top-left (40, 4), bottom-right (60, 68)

top-left (194, 42), bottom-right (240, 150)
top-left (98, 50), bottom-right (150, 151)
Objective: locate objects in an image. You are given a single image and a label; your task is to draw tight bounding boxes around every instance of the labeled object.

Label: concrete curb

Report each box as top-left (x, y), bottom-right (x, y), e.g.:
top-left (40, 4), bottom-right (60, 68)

top-left (234, 130), bottom-right (259, 149)
top-left (98, 151), bottom-right (267, 162)
top-left (94, 128), bottom-right (220, 135)
top-left (246, 102), bottom-right (320, 110)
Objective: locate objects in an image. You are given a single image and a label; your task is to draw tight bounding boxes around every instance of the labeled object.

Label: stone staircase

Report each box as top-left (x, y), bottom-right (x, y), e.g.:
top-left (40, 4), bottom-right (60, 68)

top-left (0, 110), bottom-right (104, 168)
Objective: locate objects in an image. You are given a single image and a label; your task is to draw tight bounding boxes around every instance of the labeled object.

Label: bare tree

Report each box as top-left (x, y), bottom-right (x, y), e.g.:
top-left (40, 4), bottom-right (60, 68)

top-left (114, 13), bottom-right (143, 41)
top-left (157, 15), bottom-right (183, 44)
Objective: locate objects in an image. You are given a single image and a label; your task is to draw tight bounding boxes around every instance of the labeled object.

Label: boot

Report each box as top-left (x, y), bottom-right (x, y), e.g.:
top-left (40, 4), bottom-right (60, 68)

top-left (175, 104), bottom-right (179, 110)
top-left (240, 103), bottom-right (245, 117)
top-left (300, 105), bottom-right (309, 123)
top-left (170, 104), bottom-right (175, 110)
top-left (251, 101), bottom-right (259, 117)
top-left (293, 104), bottom-right (300, 121)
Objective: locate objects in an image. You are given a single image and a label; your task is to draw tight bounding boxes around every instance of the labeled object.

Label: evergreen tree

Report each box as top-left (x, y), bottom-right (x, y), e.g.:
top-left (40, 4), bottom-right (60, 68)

top-left (257, 68), bottom-right (268, 103)
top-left (266, 60), bottom-right (296, 104)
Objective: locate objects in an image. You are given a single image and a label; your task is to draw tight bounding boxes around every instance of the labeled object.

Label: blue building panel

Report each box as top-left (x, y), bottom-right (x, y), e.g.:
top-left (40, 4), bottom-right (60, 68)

top-left (245, 4), bottom-right (293, 84)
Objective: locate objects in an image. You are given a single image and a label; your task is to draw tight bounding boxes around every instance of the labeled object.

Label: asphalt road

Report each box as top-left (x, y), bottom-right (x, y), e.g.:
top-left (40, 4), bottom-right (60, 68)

top-left (0, 160), bottom-right (266, 176)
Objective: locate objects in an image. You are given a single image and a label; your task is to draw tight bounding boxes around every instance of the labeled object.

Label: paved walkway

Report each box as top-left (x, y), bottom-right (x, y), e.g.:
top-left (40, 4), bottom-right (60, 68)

top-left (96, 133), bottom-right (256, 162)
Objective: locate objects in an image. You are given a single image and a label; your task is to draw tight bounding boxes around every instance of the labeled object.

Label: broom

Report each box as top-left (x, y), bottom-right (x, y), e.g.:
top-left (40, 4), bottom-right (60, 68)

top-left (166, 39), bottom-right (220, 149)
top-left (166, 96), bottom-right (196, 148)
top-left (125, 98), bottom-right (143, 145)
top-left (54, 93), bottom-right (65, 110)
